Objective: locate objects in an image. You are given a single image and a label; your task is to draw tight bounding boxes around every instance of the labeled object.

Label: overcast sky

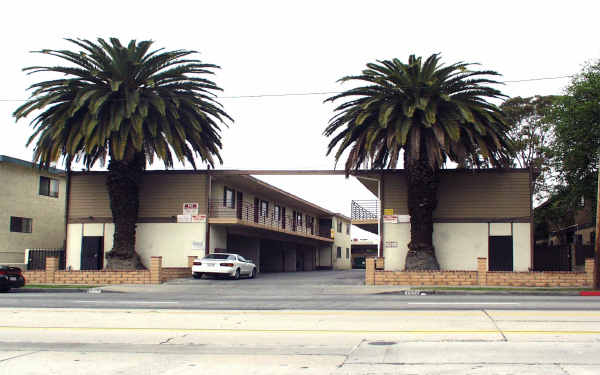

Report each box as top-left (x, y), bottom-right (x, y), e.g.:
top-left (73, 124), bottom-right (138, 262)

top-left (2, 1), bottom-right (599, 240)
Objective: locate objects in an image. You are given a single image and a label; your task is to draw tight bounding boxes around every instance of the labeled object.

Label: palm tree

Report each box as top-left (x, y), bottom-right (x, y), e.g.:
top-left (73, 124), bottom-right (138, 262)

top-left (14, 38), bottom-right (231, 269)
top-left (324, 54), bottom-right (513, 270)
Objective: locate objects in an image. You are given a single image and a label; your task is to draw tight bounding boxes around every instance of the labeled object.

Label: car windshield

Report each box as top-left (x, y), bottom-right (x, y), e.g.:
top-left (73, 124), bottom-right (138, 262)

top-left (203, 254), bottom-right (233, 260)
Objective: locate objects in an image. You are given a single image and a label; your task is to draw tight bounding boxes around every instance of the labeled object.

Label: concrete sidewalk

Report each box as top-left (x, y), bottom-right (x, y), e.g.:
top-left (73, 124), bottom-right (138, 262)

top-left (0, 308), bottom-right (599, 374)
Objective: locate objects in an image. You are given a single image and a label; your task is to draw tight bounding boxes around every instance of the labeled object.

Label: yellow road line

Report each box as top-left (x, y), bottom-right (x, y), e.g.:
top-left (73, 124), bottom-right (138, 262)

top-left (0, 326), bottom-right (599, 335)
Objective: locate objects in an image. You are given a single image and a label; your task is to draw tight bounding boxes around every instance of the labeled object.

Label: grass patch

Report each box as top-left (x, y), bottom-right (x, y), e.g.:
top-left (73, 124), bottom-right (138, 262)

top-left (23, 284), bottom-right (100, 289)
top-left (417, 286), bottom-right (593, 292)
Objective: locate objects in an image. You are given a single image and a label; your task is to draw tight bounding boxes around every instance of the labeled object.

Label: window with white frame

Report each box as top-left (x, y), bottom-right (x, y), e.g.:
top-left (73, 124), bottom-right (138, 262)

top-left (260, 200), bottom-right (269, 217)
top-left (274, 205), bottom-right (281, 222)
top-left (336, 246), bottom-right (342, 258)
top-left (224, 187), bottom-right (235, 208)
top-left (39, 176), bottom-right (59, 198)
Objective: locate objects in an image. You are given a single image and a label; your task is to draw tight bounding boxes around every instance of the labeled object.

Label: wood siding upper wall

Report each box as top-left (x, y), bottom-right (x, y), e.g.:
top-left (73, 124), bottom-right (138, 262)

top-left (383, 170), bottom-right (531, 219)
top-left (69, 173), bottom-right (208, 220)
top-left (68, 174), bottom-right (112, 219)
top-left (138, 174), bottom-right (208, 217)
top-left (383, 174), bottom-right (408, 215)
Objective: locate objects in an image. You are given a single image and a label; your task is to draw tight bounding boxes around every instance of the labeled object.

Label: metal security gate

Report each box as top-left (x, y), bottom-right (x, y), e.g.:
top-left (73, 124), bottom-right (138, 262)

top-left (27, 249), bottom-right (65, 270)
top-left (81, 236), bottom-right (104, 270)
top-left (489, 236), bottom-right (513, 271)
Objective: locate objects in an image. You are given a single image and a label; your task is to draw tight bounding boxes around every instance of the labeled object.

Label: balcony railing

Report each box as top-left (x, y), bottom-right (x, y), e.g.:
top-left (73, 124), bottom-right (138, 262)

top-left (209, 200), bottom-right (321, 237)
top-left (351, 200), bottom-right (379, 220)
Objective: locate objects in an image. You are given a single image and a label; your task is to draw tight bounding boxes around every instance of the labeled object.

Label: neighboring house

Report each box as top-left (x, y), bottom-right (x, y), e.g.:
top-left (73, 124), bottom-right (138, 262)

top-left (351, 169), bottom-right (532, 272)
top-left (534, 194), bottom-right (595, 270)
top-left (0, 155), bottom-right (66, 267)
top-left (66, 170), bottom-right (350, 272)
top-left (535, 196), bottom-right (594, 247)
top-left (330, 214), bottom-right (352, 270)
top-left (350, 239), bottom-right (378, 268)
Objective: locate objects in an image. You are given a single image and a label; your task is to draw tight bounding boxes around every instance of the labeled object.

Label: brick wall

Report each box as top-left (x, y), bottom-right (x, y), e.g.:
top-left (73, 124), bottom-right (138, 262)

top-left (366, 257), bottom-right (596, 288)
top-left (21, 256), bottom-right (194, 285)
top-left (161, 268), bottom-right (191, 282)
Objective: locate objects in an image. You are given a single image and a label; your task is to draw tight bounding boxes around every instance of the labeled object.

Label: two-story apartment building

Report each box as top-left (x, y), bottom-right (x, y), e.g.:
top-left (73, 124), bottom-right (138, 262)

top-left (65, 170), bottom-right (351, 272)
top-left (0, 155), bottom-right (67, 267)
top-left (351, 169), bottom-right (533, 272)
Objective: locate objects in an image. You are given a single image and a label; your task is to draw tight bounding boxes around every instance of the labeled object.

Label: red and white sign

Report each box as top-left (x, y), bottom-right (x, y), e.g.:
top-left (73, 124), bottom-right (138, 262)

top-left (183, 202), bottom-right (199, 215)
top-left (383, 215), bottom-right (398, 224)
top-left (191, 214), bottom-right (207, 223)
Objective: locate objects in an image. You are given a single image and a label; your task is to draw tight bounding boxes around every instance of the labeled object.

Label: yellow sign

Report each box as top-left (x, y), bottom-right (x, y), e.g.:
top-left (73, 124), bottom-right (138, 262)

top-left (383, 209), bottom-right (394, 216)
top-left (330, 229), bottom-right (335, 238)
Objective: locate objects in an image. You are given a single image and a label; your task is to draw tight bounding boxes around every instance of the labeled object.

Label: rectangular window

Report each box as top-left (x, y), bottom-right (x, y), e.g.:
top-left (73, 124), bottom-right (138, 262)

top-left (260, 200), bottom-right (269, 217)
top-left (274, 205), bottom-right (281, 222)
top-left (296, 212), bottom-right (303, 227)
top-left (346, 223), bottom-right (350, 235)
top-left (337, 246), bottom-right (342, 258)
top-left (223, 187), bottom-right (235, 208)
top-left (39, 176), bottom-right (59, 198)
top-left (10, 217), bottom-right (32, 233)
top-left (346, 248), bottom-right (350, 259)
top-left (337, 220), bottom-right (342, 233)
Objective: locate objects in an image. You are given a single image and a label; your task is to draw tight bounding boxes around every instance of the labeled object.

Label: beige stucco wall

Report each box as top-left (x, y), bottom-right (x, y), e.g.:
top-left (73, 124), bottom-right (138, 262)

top-left (434, 223), bottom-right (489, 270)
top-left (513, 222), bottom-right (531, 271)
top-left (383, 222), bottom-right (532, 271)
top-left (66, 224), bottom-right (83, 270)
top-left (0, 162), bottom-right (66, 263)
top-left (135, 223), bottom-right (207, 268)
top-left (209, 225), bottom-right (227, 253)
top-left (67, 222), bottom-right (206, 269)
top-left (382, 222), bottom-right (410, 271)
top-left (319, 246), bottom-right (332, 267)
top-left (332, 216), bottom-right (352, 270)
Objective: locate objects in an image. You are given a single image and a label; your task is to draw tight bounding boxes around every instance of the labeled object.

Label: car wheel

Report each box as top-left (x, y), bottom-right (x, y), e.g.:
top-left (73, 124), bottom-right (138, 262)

top-left (233, 268), bottom-right (240, 280)
top-left (249, 268), bottom-right (256, 279)
top-left (192, 272), bottom-right (203, 279)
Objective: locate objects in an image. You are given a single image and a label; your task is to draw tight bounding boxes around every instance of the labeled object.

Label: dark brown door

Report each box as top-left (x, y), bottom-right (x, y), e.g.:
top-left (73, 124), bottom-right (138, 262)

top-left (281, 207), bottom-right (286, 229)
top-left (489, 236), bottom-right (513, 271)
top-left (254, 198), bottom-right (259, 223)
top-left (236, 191), bottom-right (243, 219)
top-left (292, 211), bottom-right (297, 231)
top-left (81, 236), bottom-right (103, 270)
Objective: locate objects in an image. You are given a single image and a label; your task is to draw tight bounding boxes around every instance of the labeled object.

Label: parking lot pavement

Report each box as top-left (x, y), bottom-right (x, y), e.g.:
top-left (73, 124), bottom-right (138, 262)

top-left (100, 269), bottom-right (370, 294)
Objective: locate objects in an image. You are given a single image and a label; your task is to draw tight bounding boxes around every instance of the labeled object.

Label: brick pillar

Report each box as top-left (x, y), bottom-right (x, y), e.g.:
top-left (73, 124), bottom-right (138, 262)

top-left (584, 258), bottom-right (595, 288)
top-left (365, 257), bottom-right (375, 285)
top-left (375, 257), bottom-right (385, 270)
top-left (188, 256), bottom-right (197, 269)
top-left (46, 256), bottom-right (58, 283)
top-left (477, 257), bottom-right (488, 286)
top-left (150, 256), bottom-right (162, 284)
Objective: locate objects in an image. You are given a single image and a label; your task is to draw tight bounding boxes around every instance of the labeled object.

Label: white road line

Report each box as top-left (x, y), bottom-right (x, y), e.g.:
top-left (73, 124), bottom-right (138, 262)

top-left (75, 301), bottom-right (178, 304)
top-left (407, 302), bottom-right (521, 305)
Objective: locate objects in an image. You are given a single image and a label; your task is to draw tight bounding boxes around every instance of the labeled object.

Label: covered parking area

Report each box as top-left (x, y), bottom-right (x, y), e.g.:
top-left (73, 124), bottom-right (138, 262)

top-left (210, 223), bottom-right (334, 273)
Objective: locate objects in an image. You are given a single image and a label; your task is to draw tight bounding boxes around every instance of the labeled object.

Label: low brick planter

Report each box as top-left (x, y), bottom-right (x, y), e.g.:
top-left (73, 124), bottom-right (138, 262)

top-left (366, 257), bottom-right (595, 288)
top-left (23, 256), bottom-right (194, 285)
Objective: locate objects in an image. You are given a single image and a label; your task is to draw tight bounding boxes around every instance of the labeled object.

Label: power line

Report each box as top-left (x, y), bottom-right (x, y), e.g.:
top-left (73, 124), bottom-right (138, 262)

top-left (0, 74), bottom-right (575, 102)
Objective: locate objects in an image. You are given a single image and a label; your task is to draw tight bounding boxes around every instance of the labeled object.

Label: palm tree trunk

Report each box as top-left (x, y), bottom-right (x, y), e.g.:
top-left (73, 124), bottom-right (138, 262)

top-left (105, 152), bottom-right (146, 269)
top-left (405, 156), bottom-right (441, 270)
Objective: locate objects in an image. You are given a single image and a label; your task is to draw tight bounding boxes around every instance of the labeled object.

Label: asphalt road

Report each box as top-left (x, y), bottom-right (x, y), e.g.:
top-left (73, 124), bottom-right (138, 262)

top-left (1, 308), bottom-right (600, 374)
top-left (2, 269), bottom-right (599, 310)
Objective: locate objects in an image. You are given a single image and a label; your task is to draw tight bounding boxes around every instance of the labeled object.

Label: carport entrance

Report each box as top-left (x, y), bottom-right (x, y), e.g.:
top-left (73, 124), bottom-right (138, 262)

top-left (224, 231), bottom-right (321, 273)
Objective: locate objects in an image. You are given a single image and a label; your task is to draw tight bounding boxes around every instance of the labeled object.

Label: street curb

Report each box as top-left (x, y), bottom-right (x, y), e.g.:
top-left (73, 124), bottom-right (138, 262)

top-left (375, 290), bottom-right (584, 296)
top-left (12, 288), bottom-right (120, 294)
top-left (580, 291), bottom-right (600, 296)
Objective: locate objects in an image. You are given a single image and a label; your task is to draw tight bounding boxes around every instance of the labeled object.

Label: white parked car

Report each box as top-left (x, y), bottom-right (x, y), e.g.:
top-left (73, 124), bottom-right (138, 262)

top-left (192, 253), bottom-right (257, 280)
